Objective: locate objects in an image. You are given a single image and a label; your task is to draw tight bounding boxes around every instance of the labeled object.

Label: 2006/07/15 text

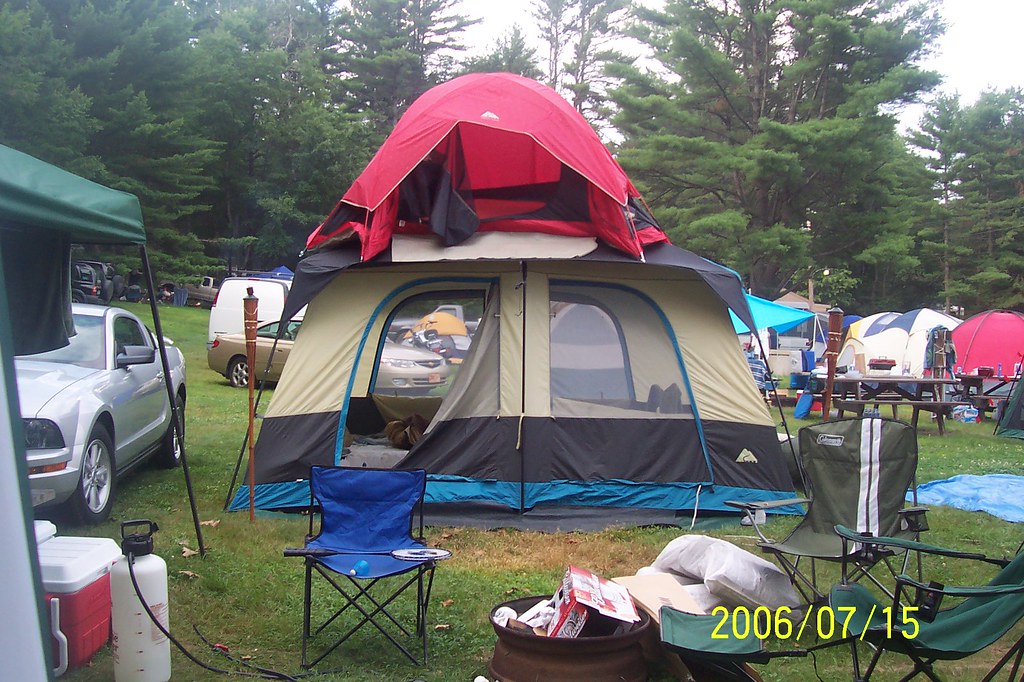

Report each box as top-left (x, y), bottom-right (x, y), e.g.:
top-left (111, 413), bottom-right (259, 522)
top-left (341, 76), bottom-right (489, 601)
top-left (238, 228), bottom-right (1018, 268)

top-left (709, 605), bottom-right (920, 641)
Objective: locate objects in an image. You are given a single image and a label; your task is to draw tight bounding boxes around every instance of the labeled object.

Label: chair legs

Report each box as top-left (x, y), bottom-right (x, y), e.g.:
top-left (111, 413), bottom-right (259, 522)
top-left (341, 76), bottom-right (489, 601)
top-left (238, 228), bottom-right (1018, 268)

top-left (301, 558), bottom-right (436, 669)
top-left (849, 634), bottom-right (1024, 682)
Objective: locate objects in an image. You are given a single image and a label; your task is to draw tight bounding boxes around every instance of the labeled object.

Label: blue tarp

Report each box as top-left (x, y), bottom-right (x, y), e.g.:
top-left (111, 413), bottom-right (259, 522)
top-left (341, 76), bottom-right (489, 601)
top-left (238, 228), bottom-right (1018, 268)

top-left (911, 474), bottom-right (1024, 522)
top-left (731, 294), bottom-right (816, 335)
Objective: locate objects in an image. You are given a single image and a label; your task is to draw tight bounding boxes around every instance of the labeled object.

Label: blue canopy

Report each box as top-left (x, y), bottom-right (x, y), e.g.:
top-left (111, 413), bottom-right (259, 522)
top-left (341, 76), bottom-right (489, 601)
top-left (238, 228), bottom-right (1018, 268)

top-left (252, 265), bottom-right (294, 280)
top-left (731, 294), bottom-right (815, 335)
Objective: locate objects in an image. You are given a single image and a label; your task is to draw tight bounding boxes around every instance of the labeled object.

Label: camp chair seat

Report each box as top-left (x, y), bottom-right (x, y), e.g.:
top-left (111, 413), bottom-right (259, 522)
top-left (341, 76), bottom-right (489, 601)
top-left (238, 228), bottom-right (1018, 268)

top-left (729, 418), bottom-right (927, 605)
top-left (288, 466), bottom-right (445, 669)
top-left (659, 606), bottom-right (817, 682)
top-left (830, 526), bottom-right (1024, 681)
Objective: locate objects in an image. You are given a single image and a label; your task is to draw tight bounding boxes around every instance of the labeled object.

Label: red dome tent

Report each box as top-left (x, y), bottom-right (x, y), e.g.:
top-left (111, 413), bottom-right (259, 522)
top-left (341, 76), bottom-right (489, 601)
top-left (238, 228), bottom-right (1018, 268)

top-left (306, 72), bottom-right (668, 261)
top-left (952, 310), bottom-right (1024, 375)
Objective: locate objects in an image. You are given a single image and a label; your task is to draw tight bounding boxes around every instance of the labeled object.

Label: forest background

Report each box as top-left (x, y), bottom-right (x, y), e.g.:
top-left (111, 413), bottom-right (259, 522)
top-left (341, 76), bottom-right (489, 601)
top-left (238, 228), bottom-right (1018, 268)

top-left (1, 0), bottom-right (1021, 317)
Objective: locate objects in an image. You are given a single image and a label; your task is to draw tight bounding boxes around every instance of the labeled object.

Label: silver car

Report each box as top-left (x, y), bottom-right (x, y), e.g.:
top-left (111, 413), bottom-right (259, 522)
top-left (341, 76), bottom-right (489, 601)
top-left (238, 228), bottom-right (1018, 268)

top-left (16, 304), bottom-right (186, 524)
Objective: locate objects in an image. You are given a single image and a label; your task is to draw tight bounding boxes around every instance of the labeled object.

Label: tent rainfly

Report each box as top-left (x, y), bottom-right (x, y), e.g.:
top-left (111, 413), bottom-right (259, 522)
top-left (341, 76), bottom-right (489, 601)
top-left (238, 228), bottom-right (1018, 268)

top-left (228, 73), bottom-right (795, 525)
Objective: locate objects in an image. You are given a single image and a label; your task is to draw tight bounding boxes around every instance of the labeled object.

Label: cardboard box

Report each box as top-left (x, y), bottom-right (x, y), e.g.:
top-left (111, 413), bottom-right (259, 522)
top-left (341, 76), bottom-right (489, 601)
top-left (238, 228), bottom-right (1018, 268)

top-left (547, 565), bottom-right (640, 638)
top-left (612, 573), bottom-right (705, 619)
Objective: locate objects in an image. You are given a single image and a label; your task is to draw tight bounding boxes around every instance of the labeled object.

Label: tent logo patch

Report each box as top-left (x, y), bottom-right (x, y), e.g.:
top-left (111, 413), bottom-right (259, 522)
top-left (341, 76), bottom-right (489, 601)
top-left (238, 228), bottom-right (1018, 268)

top-left (736, 449), bottom-right (758, 463)
top-left (816, 434), bottom-right (845, 446)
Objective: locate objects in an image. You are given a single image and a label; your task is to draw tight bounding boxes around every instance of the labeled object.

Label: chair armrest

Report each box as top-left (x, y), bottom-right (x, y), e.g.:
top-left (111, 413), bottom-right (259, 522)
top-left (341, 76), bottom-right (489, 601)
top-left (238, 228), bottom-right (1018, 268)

top-left (834, 525), bottom-right (1006, 566)
top-left (896, 573), bottom-right (1024, 598)
top-left (725, 497), bottom-right (810, 511)
top-left (897, 506), bottom-right (929, 532)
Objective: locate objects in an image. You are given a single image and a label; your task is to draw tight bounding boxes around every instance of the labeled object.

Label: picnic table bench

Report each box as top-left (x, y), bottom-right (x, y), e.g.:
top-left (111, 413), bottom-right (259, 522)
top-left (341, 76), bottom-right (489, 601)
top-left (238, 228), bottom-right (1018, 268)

top-left (834, 398), bottom-right (972, 435)
top-left (831, 376), bottom-right (966, 435)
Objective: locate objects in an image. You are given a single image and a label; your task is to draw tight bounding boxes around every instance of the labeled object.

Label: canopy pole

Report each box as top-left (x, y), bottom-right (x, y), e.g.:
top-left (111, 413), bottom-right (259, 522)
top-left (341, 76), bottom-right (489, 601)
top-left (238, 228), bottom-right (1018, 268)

top-left (141, 246), bottom-right (206, 557)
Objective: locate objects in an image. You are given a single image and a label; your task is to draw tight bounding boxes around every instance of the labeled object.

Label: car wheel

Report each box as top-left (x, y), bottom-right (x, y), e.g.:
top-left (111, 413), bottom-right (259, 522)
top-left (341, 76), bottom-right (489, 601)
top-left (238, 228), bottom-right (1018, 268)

top-left (228, 356), bottom-right (249, 388)
top-left (68, 424), bottom-right (115, 525)
top-left (156, 393), bottom-right (185, 468)
top-left (71, 289), bottom-right (84, 303)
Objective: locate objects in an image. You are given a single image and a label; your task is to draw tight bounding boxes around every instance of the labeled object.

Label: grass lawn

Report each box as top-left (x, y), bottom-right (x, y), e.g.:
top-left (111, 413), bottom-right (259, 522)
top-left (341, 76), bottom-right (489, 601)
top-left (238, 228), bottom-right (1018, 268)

top-left (55, 302), bottom-right (1024, 681)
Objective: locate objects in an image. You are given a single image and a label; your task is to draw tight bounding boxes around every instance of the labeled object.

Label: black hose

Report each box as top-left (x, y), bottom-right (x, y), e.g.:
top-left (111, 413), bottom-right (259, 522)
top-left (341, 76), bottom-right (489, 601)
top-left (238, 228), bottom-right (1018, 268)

top-left (125, 553), bottom-right (298, 680)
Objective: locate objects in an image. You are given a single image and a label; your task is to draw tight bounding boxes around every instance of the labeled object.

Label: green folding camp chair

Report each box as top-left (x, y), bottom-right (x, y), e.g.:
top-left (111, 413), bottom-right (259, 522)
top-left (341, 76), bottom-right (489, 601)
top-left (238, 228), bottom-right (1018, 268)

top-left (659, 605), bottom-right (845, 681)
top-left (728, 418), bottom-right (928, 604)
top-left (830, 524), bottom-right (1024, 681)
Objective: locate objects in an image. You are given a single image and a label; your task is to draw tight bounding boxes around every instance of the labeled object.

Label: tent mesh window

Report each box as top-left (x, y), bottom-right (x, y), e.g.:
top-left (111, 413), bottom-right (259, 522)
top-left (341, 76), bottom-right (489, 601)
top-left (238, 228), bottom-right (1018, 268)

top-left (549, 284), bottom-right (688, 417)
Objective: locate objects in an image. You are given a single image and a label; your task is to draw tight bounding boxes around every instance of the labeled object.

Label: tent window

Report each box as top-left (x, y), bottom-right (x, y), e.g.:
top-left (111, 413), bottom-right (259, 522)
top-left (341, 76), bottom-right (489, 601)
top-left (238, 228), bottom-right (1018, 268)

top-left (371, 292), bottom-right (484, 398)
top-left (549, 283), bottom-right (690, 417)
top-left (549, 295), bottom-right (631, 402)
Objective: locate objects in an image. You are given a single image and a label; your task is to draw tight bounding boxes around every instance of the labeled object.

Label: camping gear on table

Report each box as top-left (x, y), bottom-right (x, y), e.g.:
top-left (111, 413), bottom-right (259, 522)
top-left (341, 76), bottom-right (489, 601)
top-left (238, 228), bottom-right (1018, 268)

top-left (727, 417), bottom-right (927, 605)
top-left (286, 466), bottom-right (445, 667)
top-left (111, 520), bottom-right (170, 682)
top-left (37, 534), bottom-right (120, 676)
top-left (227, 75), bottom-right (795, 525)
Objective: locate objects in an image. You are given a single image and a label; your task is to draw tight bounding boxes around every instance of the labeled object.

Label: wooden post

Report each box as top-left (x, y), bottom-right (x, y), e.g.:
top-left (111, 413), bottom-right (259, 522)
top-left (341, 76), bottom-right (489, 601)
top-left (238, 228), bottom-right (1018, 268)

top-left (244, 288), bottom-right (258, 522)
top-left (821, 306), bottom-right (844, 420)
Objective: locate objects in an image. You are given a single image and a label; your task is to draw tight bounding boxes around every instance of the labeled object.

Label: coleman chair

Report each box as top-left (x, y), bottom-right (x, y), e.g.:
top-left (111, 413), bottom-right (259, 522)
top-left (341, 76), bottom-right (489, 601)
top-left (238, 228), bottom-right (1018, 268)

top-left (830, 525), bottom-right (1024, 681)
top-left (728, 418), bottom-right (928, 604)
top-left (285, 466), bottom-right (448, 668)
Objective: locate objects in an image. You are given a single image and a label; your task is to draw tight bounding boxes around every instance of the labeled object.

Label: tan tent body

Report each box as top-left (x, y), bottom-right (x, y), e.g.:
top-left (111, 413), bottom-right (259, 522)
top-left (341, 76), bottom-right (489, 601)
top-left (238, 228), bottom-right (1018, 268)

top-left (231, 237), bottom-right (794, 520)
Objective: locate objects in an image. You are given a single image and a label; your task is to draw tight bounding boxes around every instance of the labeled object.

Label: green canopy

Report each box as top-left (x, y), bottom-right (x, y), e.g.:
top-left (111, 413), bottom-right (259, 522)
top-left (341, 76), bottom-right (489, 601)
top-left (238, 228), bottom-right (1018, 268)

top-left (0, 144), bottom-right (144, 243)
top-left (0, 144), bottom-right (147, 354)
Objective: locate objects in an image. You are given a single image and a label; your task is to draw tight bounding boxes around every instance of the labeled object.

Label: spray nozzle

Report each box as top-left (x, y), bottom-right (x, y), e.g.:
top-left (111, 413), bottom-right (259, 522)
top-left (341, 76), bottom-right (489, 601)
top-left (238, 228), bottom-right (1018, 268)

top-left (121, 519), bottom-right (159, 557)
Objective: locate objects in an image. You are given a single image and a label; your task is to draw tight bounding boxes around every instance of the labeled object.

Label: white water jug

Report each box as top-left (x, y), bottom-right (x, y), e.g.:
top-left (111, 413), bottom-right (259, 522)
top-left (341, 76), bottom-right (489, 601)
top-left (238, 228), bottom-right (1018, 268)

top-left (111, 520), bottom-right (171, 682)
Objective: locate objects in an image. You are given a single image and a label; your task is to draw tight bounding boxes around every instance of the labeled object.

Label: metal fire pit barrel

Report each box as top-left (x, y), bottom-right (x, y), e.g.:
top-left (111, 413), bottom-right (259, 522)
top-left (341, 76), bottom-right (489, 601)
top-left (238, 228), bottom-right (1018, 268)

top-left (488, 596), bottom-right (651, 682)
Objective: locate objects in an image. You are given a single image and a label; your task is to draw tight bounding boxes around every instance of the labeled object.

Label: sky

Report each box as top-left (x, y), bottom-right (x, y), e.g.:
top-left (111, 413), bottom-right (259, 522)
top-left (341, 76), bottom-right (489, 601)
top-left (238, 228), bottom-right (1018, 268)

top-left (462, 0), bottom-right (1024, 126)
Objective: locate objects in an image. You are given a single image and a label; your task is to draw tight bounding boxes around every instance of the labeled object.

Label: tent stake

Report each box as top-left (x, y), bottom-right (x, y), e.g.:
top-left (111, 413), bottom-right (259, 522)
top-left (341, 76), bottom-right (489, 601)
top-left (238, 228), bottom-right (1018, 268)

top-left (141, 246), bottom-right (206, 556)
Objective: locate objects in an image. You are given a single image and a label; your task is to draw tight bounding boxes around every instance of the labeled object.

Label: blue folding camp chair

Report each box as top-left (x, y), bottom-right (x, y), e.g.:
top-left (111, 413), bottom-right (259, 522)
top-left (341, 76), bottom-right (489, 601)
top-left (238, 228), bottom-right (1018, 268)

top-left (286, 466), bottom-right (446, 668)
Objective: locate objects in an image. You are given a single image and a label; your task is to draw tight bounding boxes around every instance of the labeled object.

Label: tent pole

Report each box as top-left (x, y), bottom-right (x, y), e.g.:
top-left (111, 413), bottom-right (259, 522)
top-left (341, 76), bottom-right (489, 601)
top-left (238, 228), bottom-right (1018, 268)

top-left (141, 246), bottom-right (206, 556)
top-left (518, 261), bottom-right (527, 514)
top-left (755, 335), bottom-right (800, 488)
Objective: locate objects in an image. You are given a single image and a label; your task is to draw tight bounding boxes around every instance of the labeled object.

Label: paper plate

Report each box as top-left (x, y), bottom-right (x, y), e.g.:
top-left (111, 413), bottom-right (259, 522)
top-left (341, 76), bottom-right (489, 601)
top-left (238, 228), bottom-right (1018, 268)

top-left (391, 548), bottom-right (452, 561)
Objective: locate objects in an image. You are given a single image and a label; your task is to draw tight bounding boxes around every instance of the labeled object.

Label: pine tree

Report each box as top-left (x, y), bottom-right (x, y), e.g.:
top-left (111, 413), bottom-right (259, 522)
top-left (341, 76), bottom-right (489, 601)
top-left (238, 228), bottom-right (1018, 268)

top-left (610, 0), bottom-right (943, 303)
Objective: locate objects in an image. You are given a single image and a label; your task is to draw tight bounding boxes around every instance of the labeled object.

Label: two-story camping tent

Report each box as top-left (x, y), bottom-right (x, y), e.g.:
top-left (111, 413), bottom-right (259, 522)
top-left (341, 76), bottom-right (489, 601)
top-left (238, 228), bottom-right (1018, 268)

top-left (228, 74), bottom-right (795, 526)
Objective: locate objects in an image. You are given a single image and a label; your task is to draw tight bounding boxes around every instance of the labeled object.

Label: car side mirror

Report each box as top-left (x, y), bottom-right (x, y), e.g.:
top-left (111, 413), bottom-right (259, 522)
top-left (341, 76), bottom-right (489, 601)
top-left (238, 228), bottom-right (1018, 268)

top-left (116, 345), bottom-right (156, 368)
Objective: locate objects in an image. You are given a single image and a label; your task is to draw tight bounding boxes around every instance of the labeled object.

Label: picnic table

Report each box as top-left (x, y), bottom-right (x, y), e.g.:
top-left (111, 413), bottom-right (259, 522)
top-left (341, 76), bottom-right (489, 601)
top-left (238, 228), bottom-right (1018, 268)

top-left (955, 373), bottom-right (1020, 417)
top-left (832, 375), bottom-right (969, 435)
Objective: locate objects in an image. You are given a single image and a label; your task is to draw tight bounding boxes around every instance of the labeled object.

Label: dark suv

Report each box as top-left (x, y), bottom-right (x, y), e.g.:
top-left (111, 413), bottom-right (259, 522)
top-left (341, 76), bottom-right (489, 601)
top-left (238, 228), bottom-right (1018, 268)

top-left (71, 261), bottom-right (103, 304)
top-left (76, 260), bottom-right (118, 303)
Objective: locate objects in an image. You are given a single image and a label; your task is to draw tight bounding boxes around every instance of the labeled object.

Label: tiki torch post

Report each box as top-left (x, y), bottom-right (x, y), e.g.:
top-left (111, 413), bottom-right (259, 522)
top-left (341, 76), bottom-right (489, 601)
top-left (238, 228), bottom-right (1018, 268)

top-left (821, 306), bottom-right (844, 420)
top-left (243, 288), bottom-right (258, 522)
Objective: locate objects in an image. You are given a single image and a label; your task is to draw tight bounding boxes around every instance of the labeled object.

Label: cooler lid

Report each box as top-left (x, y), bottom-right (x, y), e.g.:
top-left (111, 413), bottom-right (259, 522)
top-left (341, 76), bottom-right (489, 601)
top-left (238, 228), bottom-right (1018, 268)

top-left (37, 536), bottom-right (120, 593)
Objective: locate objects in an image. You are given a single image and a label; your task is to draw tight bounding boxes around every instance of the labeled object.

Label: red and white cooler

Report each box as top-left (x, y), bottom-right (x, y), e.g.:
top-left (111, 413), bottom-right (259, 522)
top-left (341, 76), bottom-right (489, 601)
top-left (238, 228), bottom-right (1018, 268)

top-left (37, 535), bottom-right (120, 675)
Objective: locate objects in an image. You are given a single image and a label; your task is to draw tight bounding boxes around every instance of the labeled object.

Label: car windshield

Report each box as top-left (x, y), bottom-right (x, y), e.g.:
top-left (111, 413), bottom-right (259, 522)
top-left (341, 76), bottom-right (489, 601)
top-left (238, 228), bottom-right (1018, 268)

top-left (17, 315), bottom-right (106, 369)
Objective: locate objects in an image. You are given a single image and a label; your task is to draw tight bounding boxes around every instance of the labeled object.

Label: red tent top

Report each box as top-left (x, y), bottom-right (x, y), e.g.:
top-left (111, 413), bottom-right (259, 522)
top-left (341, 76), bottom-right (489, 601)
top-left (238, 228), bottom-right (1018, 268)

top-left (307, 73), bottom-right (667, 260)
top-left (951, 310), bottom-right (1024, 374)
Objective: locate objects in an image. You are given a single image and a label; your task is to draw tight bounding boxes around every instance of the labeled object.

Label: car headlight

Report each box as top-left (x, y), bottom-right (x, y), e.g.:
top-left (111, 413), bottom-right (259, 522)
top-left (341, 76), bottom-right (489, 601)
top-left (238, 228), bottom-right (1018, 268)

top-left (381, 358), bottom-right (418, 368)
top-left (23, 419), bottom-right (65, 450)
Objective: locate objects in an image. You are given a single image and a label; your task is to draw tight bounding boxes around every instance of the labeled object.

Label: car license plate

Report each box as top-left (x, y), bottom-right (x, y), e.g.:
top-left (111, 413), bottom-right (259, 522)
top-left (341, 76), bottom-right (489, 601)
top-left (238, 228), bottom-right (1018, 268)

top-left (428, 373), bottom-right (440, 383)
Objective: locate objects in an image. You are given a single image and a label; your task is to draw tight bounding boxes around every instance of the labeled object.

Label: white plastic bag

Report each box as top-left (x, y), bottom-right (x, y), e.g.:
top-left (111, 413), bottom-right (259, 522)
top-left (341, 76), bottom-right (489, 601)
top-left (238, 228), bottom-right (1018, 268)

top-left (641, 535), bottom-right (801, 613)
